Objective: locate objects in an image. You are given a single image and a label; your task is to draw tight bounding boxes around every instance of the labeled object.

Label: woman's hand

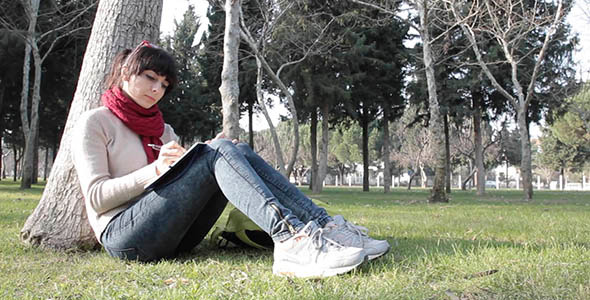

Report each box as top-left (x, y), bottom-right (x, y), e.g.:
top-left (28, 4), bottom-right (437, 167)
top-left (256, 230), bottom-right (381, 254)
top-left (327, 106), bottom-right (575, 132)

top-left (155, 141), bottom-right (186, 175)
top-left (205, 132), bottom-right (239, 144)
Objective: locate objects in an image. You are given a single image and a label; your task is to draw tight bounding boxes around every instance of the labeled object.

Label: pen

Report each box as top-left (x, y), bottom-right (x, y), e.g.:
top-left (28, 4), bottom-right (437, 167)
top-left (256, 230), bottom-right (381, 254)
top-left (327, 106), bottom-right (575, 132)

top-left (147, 144), bottom-right (162, 151)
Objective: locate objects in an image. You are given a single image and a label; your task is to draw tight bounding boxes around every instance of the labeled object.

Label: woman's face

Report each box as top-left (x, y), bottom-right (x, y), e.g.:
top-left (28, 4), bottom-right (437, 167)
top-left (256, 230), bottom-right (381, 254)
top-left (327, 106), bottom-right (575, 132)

top-left (122, 69), bottom-right (169, 109)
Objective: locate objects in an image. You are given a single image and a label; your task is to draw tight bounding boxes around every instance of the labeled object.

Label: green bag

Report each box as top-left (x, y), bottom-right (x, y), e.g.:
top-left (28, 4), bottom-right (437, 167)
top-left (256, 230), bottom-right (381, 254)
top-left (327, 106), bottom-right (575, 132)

top-left (210, 207), bottom-right (273, 250)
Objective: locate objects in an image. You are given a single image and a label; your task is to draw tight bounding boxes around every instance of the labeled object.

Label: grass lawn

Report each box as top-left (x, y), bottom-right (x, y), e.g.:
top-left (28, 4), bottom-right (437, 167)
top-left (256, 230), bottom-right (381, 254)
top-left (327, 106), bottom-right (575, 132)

top-left (1, 180), bottom-right (589, 299)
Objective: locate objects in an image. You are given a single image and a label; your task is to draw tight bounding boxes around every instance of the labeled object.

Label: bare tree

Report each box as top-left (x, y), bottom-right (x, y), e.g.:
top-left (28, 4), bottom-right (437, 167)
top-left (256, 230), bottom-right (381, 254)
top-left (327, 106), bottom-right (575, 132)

top-left (237, 1), bottom-right (338, 178)
top-left (391, 106), bottom-right (435, 189)
top-left (446, 0), bottom-right (566, 200)
top-left (0, 0), bottom-right (96, 189)
top-left (20, 0), bottom-right (163, 250)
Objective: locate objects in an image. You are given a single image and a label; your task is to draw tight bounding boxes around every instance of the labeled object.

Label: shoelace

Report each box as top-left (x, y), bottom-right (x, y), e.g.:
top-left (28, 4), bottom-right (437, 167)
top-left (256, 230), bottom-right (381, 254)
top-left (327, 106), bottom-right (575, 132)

top-left (309, 227), bottom-right (345, 250)
top-left (343, 220), bottom-right (369, 237)
top-left (337, 220), bottom-right (370, 248)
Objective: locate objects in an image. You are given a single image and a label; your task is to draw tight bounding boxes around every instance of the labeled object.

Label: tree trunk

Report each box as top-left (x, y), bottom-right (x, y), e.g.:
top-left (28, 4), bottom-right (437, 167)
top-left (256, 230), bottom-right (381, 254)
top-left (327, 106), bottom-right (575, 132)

top-left (21, 45), bottom-right (42, 188)
top-left (44, 147), bottom-right (49, 181)
top-left (473, 95), bottom-right (485, 196)
top-left (19, 0), bottom-right (40, 189)
top-left (383, 106), bottom-right (392, 193)
top-left (32, 131), bottom-right (39, 184)
top-left (0, 83), bottom-right (4, 181)
top-left (361, 107), bottom-right (370, 192)
top-left (462, 167), bottom-right (477, 190)
top-left (444, 113), bottom-right (451, 193)
top-left (317, 101), bottom-right (329, 192)
top-left (219, 0), bottom-right (241, 140)
top-left (417, 1), bottom-right (448, 203)
top-left (560, 168), bottom-right (565, 190)
top-left (420, 164), bottom-right (427, 188)
top-left (310, 107), bottom-right (318, 191)
top-left (21, 0), bottom-right (163, 250)
top-left (518, 109), bottom-right (533, 200)
top-left (407, 172), bottom-right (417, 190)
top-left (12, 144), bottom-right (18, 182)
top-left (248, 100), bottom-right (254, 149)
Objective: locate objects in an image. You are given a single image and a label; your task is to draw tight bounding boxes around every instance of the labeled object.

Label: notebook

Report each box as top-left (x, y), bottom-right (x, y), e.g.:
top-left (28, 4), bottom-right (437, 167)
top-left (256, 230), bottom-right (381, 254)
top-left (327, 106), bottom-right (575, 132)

top-left (144, 142), bottom-right (206, 190)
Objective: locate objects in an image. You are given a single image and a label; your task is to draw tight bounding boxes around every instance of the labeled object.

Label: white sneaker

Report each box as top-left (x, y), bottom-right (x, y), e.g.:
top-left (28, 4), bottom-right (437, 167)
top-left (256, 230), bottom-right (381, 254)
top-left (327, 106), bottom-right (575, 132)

top-left (324, 215), bottom-right (390, 260)
top-left (272, 221), bottom-right (366, 278)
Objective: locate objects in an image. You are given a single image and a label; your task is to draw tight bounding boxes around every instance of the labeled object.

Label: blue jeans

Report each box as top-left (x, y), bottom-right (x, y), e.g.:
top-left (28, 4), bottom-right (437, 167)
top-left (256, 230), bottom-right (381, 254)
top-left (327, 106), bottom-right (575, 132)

top-left (101, 140), bottom-right (331, 262)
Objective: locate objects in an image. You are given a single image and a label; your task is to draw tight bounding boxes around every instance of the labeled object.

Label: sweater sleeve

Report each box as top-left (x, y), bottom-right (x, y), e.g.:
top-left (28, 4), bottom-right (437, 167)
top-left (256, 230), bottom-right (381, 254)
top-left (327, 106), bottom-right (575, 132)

top-left (72, 111), bottom-right (158, 215)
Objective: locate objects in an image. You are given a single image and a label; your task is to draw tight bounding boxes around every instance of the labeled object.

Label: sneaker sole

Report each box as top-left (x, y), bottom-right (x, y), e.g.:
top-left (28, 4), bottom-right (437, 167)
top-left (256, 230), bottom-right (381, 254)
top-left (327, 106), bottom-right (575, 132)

top-left (272, 257), bottom-right (366, 278)
top-left (367, 246), bottom-right (390, 260)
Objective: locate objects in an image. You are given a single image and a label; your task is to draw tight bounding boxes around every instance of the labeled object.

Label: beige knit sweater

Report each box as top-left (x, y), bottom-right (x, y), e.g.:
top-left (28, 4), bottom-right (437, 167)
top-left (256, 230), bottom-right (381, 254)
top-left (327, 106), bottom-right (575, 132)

top-left (72, 107), bottom-right (178, 242)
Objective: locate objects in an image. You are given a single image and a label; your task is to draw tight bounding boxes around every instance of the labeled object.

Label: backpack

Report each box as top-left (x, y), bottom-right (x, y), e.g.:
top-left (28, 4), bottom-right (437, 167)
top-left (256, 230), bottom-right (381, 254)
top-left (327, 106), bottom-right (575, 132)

top-left (210, 207), bottom-right (273, 250)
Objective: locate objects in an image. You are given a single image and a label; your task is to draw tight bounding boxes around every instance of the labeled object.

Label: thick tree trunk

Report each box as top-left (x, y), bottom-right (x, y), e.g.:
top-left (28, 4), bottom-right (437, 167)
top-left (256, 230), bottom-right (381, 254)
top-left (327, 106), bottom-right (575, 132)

top-left (219, 0), bottom-right (241, 140)
top-left (21, 0), bottom-right (163, 250)
top-left (518, 109), bottom-right (533, 200)
top-left (383, 106), bottom-right (392, 193)
top-left (473, 96), bottom-right (485, 196)
top-left (417, 1), bottom-right (448, 203)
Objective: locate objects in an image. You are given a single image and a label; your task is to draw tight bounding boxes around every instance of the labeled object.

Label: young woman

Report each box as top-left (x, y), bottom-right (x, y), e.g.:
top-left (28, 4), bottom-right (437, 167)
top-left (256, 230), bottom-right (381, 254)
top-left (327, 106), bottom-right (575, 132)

top-left (72, 41), bottom-right (389, 278)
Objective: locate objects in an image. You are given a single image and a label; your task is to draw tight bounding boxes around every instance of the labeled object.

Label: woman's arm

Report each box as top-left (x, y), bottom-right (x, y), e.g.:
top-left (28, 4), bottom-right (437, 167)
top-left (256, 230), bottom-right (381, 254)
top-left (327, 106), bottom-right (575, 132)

top-left (72, 110), bottom-right (159, 214)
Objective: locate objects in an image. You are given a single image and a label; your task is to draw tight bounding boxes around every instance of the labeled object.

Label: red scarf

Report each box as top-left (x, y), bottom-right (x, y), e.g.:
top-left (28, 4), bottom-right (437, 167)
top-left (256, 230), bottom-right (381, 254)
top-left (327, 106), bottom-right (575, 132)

top-left (101, 87), bottom-right (164, 164)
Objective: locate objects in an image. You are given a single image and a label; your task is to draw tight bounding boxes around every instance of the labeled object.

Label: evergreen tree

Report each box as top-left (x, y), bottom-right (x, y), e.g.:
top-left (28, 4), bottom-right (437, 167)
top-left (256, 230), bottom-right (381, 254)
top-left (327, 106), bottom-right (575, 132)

top-left (161, 5), bottom-right (221, 145)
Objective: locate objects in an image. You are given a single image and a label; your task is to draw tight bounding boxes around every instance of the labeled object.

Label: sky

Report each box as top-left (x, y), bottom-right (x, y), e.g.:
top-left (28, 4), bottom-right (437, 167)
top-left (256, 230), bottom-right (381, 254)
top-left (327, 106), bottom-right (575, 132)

top-left (160, 0), bottom-right (590, 134)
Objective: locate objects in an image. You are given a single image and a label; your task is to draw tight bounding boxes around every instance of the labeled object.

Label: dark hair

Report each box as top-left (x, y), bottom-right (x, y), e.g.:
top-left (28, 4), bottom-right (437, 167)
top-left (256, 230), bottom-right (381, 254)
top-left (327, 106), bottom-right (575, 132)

top-left (104, 46), bottom-right (178, 95)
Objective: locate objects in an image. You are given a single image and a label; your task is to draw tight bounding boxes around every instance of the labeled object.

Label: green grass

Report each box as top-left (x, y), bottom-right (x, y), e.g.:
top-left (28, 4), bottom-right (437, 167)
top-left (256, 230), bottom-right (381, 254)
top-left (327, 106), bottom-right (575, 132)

top-left (1, 180), bottom-right (589, 299)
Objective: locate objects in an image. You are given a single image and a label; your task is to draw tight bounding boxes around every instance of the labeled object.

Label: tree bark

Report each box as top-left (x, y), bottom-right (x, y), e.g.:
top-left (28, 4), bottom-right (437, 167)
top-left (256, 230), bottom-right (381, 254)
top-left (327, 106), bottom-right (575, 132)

top-left (473, 95), bottom-right (485, 196)
top-left (19, 0), bottom-right (40, 189)
top-left (417, 0), bottom-right (448, 203)
top-left (21, 43), bottom-right (42, 188)
top-left (444, 114), bottom-right (451, 193)
top-left (21, 0), bottom-right (163, 250)
top-left (219, 0), bottom-right (241, 140)
top-left (518, 109), bottom-right (533, 199)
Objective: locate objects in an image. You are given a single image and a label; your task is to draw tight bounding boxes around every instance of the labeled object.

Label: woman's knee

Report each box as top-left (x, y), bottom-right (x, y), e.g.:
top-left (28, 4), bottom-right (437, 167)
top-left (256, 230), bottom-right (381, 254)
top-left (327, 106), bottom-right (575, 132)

top-left (209, 138), bottom-right (237, 151)
top-left (235, 142), bottom-right (254, 156)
